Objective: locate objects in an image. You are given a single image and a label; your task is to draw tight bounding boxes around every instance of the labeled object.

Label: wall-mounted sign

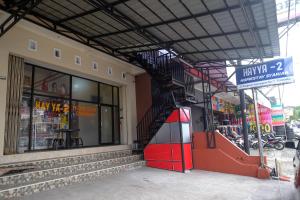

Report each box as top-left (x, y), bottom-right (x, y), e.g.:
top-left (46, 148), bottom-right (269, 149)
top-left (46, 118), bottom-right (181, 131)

top-left (35, 99), bottom-right (69, 113)
top-left (236, 57), bottom-right (294, 89)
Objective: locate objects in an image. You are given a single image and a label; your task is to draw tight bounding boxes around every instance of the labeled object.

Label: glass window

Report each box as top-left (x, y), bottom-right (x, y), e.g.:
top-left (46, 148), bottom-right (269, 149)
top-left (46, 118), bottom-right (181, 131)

top-left (34, 68), bottom-right (70, 98)
top-left (23, 64), bottom-right (32, 94)
top-left (18, 95), bottom-right (31, 153)
top-left (71, 102), bottom-right (99, 146)
top-left (101, 106), bottom-right (113, 143)
top-left (100, 84), bottom-right (112, 105)
top-left (32, 96), bottom-right (69, 150)
top-left (72, 77), bottom-right (98, 102)
top-left (113, 87), bottom-right (119, 106)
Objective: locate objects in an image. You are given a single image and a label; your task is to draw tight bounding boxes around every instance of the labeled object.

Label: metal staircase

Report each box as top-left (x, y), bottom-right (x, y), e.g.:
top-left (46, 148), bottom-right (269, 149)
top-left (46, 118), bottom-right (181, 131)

top-left (201, 68), bottom-right (216, 148)
top-left (135, 51), bottom-right (195, 150)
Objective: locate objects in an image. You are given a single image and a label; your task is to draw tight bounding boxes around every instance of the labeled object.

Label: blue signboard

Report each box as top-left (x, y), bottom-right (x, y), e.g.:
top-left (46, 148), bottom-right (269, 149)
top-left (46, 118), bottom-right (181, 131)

top-left (236, 57), bottom-right (294, 89)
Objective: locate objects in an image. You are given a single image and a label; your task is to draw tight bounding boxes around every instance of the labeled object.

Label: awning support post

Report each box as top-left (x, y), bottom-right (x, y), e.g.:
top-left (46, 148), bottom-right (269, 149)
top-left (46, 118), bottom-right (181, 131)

top-left (252, 88), bottom-right (265, 167)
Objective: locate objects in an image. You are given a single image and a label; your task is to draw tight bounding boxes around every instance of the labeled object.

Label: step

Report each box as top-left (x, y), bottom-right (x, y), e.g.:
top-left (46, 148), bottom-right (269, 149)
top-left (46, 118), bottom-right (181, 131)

top-left (0, 149), bottom-right (132, 170)
top-left (0, 154), bottom-right (142, 188)
top-left (0, 160), bottom-right (145, 199)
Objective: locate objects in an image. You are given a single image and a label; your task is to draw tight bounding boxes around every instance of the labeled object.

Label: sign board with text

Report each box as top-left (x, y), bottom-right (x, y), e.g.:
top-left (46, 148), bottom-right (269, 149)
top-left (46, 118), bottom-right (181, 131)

top-left (236, 57), bottom-right (294, 89)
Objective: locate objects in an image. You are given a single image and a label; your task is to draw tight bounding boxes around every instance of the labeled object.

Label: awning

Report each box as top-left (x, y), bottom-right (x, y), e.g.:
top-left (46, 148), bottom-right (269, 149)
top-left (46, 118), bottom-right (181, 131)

top-left (0, 0), bottom-right (280, 64)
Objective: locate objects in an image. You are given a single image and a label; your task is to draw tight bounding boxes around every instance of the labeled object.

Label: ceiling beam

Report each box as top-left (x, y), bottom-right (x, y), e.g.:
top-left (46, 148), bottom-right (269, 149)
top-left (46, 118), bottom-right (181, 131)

top-left (115, 27), bottom-right (266, 51)
top-left (0, 0), bottom-right (42, 38)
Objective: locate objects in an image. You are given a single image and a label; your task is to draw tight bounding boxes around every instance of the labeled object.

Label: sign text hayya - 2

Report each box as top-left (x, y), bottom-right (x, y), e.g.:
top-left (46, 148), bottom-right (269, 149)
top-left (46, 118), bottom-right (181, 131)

top-left (236, 57), bottom-right (294, 89)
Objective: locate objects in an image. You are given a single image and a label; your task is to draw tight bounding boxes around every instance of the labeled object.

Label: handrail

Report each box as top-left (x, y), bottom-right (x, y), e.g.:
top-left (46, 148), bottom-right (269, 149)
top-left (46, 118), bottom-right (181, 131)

top-left (135, 50), bottom-right (196, 149)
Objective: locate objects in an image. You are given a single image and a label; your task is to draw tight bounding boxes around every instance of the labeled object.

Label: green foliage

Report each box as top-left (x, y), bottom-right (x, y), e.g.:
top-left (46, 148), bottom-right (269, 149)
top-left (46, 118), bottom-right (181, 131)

top-left (292, 106), bottom-right (300, 120)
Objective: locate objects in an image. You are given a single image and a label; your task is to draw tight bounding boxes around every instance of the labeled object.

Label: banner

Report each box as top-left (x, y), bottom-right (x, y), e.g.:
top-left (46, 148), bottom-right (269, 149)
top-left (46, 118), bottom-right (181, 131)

top-left (236, 57), bottom-right (294, 89)
top-left (271, 103), bottom-right (285, 126)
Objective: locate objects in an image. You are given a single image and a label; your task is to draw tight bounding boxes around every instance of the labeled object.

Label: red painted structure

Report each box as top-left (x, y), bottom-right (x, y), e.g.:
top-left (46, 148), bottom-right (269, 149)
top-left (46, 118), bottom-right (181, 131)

top-left (192, 132), bottom-right (270, 178)
top-left (144, 107), bottom-right (193, 172)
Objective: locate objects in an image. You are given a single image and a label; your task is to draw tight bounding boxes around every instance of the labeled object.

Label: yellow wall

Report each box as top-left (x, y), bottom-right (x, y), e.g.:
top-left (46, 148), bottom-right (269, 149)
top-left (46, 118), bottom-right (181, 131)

top-left (0, 14), bottom-right (143, 156)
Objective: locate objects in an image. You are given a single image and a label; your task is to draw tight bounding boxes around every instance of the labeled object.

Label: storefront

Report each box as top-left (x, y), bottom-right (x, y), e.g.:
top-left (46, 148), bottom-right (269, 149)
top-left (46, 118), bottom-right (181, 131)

top-left (18, 63), bottom-right (120, 153)
top-left (211, 96), bottom-right (236, 126)
top-left (0, 19), bottom-right (141, 159)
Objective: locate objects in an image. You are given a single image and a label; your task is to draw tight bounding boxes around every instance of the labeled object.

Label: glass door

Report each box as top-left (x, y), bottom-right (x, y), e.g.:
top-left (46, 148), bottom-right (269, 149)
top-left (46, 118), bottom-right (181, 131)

top-left (100, 105), bottom-right (113, 144)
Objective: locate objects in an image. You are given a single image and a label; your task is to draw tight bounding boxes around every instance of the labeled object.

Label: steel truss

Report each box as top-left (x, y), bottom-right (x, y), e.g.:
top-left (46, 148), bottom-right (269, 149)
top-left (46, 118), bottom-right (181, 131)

top-left (0, 0), bottom-right (41, 38)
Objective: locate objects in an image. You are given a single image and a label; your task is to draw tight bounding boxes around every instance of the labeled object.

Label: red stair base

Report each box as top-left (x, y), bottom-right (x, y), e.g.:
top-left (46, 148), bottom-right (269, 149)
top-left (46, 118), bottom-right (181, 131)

top-left (192, 132), bottom-right (270, 179)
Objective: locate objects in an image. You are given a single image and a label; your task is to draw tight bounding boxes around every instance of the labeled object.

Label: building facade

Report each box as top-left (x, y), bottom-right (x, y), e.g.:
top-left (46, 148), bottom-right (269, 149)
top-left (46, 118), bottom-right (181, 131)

top-left (0, 16), bottom-right (143, 163)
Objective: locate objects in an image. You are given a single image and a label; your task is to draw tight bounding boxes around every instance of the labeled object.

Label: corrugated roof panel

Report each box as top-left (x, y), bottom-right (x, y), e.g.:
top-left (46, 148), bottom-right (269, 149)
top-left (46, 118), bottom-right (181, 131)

top-left (213, 36), bottom-right (232, 49)
top-left (188, 40), bottom-right (208, 51)
top-left (37, 3), bottom-right (67, 19)
top-left (241, 32), bottom-right (255, 46)
top-left (176, 41), bottom-right (197, 52)
top-left (192, 53), bottom-right (207, 61)
top-left (113, 34), bottom-right (142, 46)
top-left (103, 35), bottom-right (131, 47)
top-left (146, 27), bottom-right (171, 41)
top-left (197, 15), bottom-right (222, 35)
top-left (202, 0), bottom-right (226, 10)
top-left (125, 0), bottom-right (162, 24)
top-left (169, 22), bottom-right (194, 38)
top-left (230, 8), bottom-right (248, 30)
top-left (182, 19), bottom-right (207, 37)
top-left (45, 0), bottom-right (75, 16)
top-left (33, 7), bottom-right (60, 21)
top-left (63, 21), bottom-right (92, 36)
top-left (262, 0), bottom-right (280, 56)
top-left (142, 0), bottom-right (174, 21)
top-left (203, 52), bottom-right (218, 60)
top-left (249, 48), bottom-right (259, 57)
top-left (251, 2), bottom-right (267, 28)
top-left (66, 20), bottom-right (100, 36)
top-left (126, 32), bottom-right (150, 44)
top-left (258, 29), bottom-right (270, 45)
top-left (227, 33), bottom-right (246, 47)
top-left (263, 47), bottom-right (273, 57)
top-left (56, 0), bottom-right (93, 13)
top-left (213, 11), bottom-right (238, 33)
top-left (225, 0), bottom-right (239, 7)
top-left (200, 38), bottom-right (219, 50)
top-left (224, 50), bottom-right (239, 59)
top-left (180, 0), bottom-right (207, 15)
top-left (91, 12), bottom-right (128, 31)
top-left (27, 0), bottom-right (280, 61)
top-left (156, 25), bottom-right (182, 40)
top-left (173, 43), bottom-right (188, 52)
top-left (160, 0), bottom-right (190, 18)
top-left (237, 48), bottom-right (252, 57)
top-left (95, 38), bottom-right (120, 49)
top-left (74, 17), bottom-right (109, 35)
top-left (115, 3), bottom-right (150, 26)
top-left (213, 51), bottom-right (229, 59)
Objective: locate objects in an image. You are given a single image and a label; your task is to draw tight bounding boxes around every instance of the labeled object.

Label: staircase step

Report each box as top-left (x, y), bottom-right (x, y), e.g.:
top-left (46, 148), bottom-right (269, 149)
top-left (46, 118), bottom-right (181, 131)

top-left (0, 160), bottom-right (145, 199)
top-left (0, 149), bottom-right (132, 170)
top-left (0, 155), bottom-right (141, 188)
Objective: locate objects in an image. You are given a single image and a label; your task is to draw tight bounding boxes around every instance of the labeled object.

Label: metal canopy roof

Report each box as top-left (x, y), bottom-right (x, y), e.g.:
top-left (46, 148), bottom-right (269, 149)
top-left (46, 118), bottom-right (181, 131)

top-left (0, 0), bottom-right (280, 64)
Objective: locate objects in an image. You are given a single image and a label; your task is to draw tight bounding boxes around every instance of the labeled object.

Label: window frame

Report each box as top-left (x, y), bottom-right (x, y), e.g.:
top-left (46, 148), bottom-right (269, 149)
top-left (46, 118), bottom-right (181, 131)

top-left (22, 63), bottom-right (121, 152)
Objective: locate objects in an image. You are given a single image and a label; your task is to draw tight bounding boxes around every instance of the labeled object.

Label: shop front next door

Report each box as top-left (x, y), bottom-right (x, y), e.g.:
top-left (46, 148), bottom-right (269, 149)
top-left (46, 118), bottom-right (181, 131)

top-left (100, 105), bottom-right (113, 144)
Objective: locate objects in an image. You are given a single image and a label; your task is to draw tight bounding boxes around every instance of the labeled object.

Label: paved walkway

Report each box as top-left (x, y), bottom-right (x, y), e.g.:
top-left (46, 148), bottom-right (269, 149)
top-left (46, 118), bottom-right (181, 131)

top-left (19, 167), bottom-right (299, 200)
top-left (250, 147), bottom-right (296, 178)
